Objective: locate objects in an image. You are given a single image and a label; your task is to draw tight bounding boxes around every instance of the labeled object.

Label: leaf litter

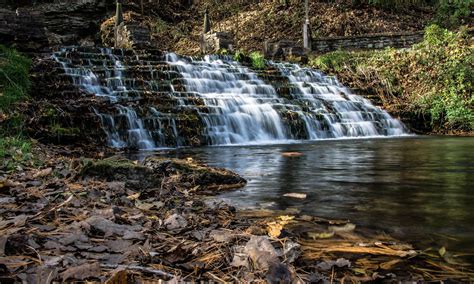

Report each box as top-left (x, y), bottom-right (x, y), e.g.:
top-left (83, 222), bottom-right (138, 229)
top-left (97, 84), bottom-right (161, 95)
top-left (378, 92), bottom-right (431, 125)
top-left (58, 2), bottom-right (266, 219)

top-left (0, 144), bottom-right (473, 282)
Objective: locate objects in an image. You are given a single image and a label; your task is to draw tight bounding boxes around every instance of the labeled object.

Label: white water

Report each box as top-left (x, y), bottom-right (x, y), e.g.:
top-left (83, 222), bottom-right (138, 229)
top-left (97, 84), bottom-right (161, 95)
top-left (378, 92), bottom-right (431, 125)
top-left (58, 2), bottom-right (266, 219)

top-left (53, 47), bottom-right (407, 149)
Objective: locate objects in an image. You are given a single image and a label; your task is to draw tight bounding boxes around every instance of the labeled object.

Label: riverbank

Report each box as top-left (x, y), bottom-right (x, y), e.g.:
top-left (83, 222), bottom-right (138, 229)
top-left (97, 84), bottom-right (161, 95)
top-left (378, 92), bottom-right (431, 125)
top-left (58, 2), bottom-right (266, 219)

top-left (309, 25), bottom-right (473, 136)
top-left (1, 142), bottom-right (473, 282)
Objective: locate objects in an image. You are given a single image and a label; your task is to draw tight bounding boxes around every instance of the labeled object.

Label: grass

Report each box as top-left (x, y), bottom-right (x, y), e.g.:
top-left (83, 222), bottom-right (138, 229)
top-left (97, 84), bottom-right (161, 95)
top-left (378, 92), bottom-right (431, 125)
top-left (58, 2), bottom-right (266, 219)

top-left (0, 45), bottom-right (31, 112)
top-left (310, 24), bottom-right (473, 133)
top-left (0, 45), bottom-right (32, 169)
top-left (250, 52), bottom-right (265, 69)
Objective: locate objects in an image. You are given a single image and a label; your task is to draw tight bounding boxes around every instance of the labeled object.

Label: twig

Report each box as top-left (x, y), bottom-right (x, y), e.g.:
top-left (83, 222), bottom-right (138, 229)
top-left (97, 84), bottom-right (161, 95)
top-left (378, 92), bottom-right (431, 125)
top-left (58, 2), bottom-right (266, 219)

top-left (205, 272), bottom-right (226, 283)
top-left (31, 194), bottom-right (74, 220)
top-left (100, 264), bottom-right (175, 279)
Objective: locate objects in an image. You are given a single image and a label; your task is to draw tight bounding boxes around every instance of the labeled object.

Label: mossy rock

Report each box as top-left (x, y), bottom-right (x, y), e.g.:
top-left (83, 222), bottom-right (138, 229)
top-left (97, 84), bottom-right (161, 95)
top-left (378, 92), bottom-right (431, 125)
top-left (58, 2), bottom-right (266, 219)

top-left (81, 156), bottom-right (246, 192)
top-left (81, 156), bottom-right (160, 189)
top-left (144, 157), bottom-right (246, 192)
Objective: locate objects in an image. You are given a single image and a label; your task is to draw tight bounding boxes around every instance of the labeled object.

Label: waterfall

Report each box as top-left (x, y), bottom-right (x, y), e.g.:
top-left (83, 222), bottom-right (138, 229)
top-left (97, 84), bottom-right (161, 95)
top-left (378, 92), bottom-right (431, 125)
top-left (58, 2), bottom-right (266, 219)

top-left (52, 47), bottom-right (407, 149)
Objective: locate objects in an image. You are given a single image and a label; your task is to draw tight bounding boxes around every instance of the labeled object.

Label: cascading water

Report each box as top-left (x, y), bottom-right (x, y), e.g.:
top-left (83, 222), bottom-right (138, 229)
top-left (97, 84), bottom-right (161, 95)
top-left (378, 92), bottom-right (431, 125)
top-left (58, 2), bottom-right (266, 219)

top-left (52, 47), bottom-right (407, 149)
top-left (165, 53), bottom-right (287, 144)
top-left (273, 62), bottom-right (406, 138)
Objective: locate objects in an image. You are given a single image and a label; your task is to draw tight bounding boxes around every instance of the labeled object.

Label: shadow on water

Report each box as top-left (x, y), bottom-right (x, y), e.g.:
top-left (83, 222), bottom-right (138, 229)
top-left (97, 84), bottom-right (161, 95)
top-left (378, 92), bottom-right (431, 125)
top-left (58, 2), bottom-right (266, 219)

top-left (135, 136), bottom-right (474, 260)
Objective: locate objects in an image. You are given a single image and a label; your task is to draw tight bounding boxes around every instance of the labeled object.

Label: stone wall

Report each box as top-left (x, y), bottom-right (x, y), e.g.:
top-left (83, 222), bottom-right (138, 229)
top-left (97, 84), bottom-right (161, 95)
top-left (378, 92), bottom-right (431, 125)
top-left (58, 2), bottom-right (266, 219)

top-left (0, 0), bottom-right (113, 52)
top-left (201, 32), bottom-right (234, 53)
top-left (311, 32), bottom-right (424, 53)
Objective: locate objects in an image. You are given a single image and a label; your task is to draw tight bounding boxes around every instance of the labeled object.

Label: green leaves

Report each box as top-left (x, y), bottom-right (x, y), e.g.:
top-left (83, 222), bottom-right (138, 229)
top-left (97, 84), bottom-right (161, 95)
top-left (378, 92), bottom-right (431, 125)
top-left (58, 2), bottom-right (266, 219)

top-left (250, 52), bottom-right (265, 69)
top-left (310, 25), bottom-right (473, 133)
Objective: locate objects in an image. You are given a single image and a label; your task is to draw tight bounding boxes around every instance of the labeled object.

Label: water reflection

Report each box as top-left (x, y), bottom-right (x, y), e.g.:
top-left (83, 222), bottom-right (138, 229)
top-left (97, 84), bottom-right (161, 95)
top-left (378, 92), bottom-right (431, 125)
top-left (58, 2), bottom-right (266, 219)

top-left (145, 137), bottom-right (474, 255)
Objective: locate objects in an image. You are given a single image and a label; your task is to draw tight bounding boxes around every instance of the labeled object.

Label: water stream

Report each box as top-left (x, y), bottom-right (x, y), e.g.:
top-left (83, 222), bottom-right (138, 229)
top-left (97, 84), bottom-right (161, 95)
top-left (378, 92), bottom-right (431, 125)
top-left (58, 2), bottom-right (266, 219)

top-left (53, 47), bottom-right (407, 148)
top-left (146, 136), bottom-right (474, 264)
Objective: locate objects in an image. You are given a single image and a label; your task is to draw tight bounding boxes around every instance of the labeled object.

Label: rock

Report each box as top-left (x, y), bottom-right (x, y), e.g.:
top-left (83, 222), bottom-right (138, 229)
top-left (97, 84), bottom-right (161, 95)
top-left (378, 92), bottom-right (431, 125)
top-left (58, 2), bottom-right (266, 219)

top-left (191, 230), bottom-right (207, 241)
top-left (244, 236), bottom-right (279, 271)
top-left (316, 258), bottom-right (351, 271)
top-left (84, 216), bottom-right (143, 238)
top-left (266, 262), bottom-right (293, 284)
top-left (0, 0), bottom-right (112, 52)
top-left (209, 229), bottom-right (234, 243)
top-left (231, 245), bottom-right (249, 269)
top-left (164, 214), bottom-right (188, 231)
top-left (264, 40), bottom-right (307, 59)
top-left (282, 241), bottom-right (301, 263)
top-left (202, 32), bottom-right (234, 53)
top-left (81, 156), bottom-right (246, 192)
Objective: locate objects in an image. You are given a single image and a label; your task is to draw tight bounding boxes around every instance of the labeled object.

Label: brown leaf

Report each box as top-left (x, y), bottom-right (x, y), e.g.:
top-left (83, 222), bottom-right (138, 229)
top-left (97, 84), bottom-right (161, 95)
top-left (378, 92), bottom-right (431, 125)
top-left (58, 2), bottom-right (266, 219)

top-left (61, 262), bottom-right (101, 281)
top-left (33, 168), bottom-right (53, 178)
top-left (0, 235), bottom-right (8, 256)
top-left (105, 269), bottom-right (128, 284)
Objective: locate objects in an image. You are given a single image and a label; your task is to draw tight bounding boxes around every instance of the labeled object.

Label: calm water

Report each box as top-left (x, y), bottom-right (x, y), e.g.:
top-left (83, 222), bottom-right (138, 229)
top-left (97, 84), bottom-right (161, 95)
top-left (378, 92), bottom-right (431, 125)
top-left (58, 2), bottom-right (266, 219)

top-left (148, 137), bottom-right (474, 254)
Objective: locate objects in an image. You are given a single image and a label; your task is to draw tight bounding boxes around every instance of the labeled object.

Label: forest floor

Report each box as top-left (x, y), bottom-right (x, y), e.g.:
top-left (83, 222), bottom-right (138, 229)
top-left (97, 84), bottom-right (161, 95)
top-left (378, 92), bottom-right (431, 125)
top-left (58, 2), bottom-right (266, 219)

top-left (1, 142), bottom-right (474, 282)
top-left (117, 0), bottom-right (435, 55)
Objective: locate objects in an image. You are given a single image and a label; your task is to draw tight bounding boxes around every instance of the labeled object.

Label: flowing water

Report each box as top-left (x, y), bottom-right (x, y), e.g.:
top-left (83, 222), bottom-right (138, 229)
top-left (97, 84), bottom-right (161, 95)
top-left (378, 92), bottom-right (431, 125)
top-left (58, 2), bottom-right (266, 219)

top-left (53, 47), bottom-right (406, 149)
top-left (136, 136), bottom-right (474, 263)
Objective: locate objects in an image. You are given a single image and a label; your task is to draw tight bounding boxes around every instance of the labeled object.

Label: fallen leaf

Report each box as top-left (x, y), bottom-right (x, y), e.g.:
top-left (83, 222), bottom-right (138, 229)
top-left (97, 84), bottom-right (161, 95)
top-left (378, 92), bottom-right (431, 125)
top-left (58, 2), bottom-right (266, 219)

top-left (308, 231), bottom-right (335, 239)
top-left (105, 269), bottom-right (128, 284)
top-left (33, 168), bottom-right (53, 178)
top-left (439, 246), bottom-right (446, 257)
top-left (283, 193), bottom-right (307, 199)
top-left (0, 235), bottom-right (8, 256)
top-left (379, 259), bottom-right (401, 270)
top-left (317, 258), bottom-right (351, 270)
top-left (127, 192), bottom-right (140, 200)
top-left (281, 152), bottom-right (303, 157)
top-left (329, 223), bottom-right (356, 233)
top-left (267, 221), bottom-right (283, 238)
top-left (61, 262), bottom-right (101, 281)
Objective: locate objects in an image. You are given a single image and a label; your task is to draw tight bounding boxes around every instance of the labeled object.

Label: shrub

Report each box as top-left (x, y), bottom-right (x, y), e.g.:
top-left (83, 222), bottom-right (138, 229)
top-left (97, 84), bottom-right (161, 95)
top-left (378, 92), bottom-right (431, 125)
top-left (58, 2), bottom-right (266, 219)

top-left (310, 25), bottom-right (473, 132)
top-left (434, 0), bottom-right (472, 29)
top-left (249, 52), bottom-right (265, 69)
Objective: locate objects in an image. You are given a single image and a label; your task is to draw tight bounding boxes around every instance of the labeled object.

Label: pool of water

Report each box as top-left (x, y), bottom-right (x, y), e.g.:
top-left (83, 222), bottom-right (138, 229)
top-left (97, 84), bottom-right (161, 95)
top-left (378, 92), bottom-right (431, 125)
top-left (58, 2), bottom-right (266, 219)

top-left (143, 136), bottom-right (474, 257)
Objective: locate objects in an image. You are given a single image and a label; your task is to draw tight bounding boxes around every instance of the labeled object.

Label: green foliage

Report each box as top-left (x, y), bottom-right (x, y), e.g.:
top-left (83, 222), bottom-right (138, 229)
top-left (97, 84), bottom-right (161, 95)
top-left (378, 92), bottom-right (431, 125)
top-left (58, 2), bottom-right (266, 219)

top-left (0, 137), bottom-right (32, 170)
top-left (233, 50), bottom-right (245, 62)
top-left (0, 45), bottom-right (31, 112)
top-left (311, 50), bottom-right (356, 72)
top-left (412, 25), bottom-right (473, 129)
top-left (310, 25), bottom-right (473, 132)
top-left (249, 52), bottom-right (265, 69)
top-left (434, 0), bottom-right (472, 28)
top-left (367, 0), bottom-right (428, 9)
top-left (151, 18), bottom-right (169, 34)
top-left (0, 45), bottom-right (31, 137)
top-left (217, 48), bottom-right (229, 55)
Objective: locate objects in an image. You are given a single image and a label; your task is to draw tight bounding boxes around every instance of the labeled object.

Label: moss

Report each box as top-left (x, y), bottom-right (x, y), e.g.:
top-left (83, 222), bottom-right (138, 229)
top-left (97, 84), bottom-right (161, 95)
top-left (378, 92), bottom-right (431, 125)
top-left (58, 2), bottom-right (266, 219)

top-left (50, 124), bottom-right (81, 136)
top-left (81, 156), bottom-right (246, 192)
